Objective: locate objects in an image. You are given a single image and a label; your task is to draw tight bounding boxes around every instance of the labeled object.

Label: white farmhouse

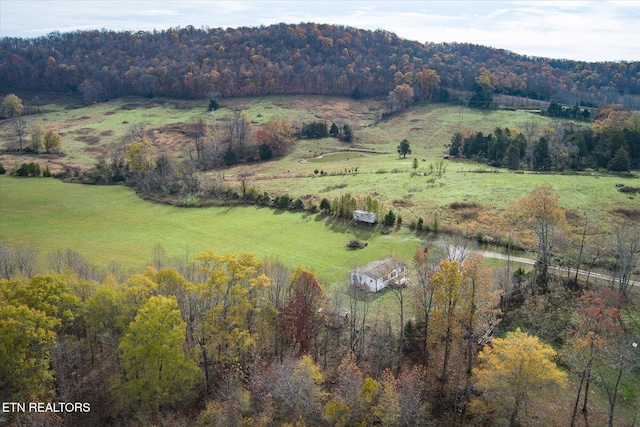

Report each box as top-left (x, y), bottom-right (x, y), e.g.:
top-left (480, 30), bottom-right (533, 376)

top-left (350, 258), bottom-right (408, 292)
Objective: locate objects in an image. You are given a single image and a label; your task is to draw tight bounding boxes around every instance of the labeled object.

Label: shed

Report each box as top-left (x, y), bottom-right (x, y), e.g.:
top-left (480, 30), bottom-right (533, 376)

top-left (353, 210), bottom-right (377, 224)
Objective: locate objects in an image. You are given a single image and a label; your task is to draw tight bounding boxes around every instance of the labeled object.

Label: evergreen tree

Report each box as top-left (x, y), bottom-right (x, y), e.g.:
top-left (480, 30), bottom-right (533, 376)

top-left (608, 146), bottom-right (630, 171)
top-left (384, 210), bottom-right (396, 226)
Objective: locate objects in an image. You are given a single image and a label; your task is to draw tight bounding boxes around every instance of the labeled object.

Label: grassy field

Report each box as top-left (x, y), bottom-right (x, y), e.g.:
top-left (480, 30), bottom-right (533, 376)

top-left (1, 93), bottom-right (638, 273)
top-left (0, 175), bottom-right (429, 288)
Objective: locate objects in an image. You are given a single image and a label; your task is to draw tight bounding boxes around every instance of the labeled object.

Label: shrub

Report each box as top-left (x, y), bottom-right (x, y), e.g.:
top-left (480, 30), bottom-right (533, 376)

top-left (12, 162), bottom-right (42, 177)
top-left (0, 162), bottom-right (5, 175)
top-left (319, 198), bottom-right (331, 213)
top-left (346, 239), bottom-right (367, 249)
top-left (274, 194), bottom-right (292, 209)
top-left (449, 201), bottom-right (480, 210)
top-left (384, 209), bottom-right (396, 226)
top-left (292, 198), bottom-right (305, 210)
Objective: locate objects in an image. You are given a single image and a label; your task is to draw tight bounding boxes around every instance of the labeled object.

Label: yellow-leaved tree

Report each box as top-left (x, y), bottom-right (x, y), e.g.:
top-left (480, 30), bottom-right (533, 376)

top-left (508, 183), bottom-right (567, 289)
top-left (470, 328), bottom-right (567, 427)
top-left (117, 295), bottom-right (201, 415)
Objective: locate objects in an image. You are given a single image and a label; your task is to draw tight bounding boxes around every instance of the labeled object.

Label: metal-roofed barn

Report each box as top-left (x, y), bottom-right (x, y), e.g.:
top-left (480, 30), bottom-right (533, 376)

top-left (350, 258), bottom-right (408, 292)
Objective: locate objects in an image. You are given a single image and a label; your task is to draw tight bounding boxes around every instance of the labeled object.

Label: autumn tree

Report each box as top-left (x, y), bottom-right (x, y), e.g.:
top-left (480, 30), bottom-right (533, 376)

top-left (470, 328), bottom-right (567, 427)
top-left (470, 68), bottom-right (495, 109)
top-left (280, 267), bottom-right (327, 356)
top-left (30, 123), bottom-right (45, 153)
top-left (2, 93), bottom-right (24, 118)
top-left (564, 289), bottom-right (624, 427)
top-left (190, 251), bottom-right (270, 390)
top-left (125, 137), bottom-right (155, 172)
top-left (254, 117), bottom-right (295, 157)
top-left (461, 253), bottom-right (500, 376)
top-left (0, 285), bottom-right (59, 400)
top-left (325, 352), bottom-right (364, 425)
top-left (272, 355), bottom-right (325, 423)
top-left (509, 184), bottom-right (567, 288)
top-left (387, 84), bottom-right (414, 112)
top-left (374, 370), bottom-right (401, 426)
top-left (418, 68), bottom-right (441, 101)
top-left (43, 128), bottom-right (63, 152)
top-left (117, 295), bottom-right (201, 415)
top-left (260, 257), bottom-right (291, 356)
top-left (431, 259), bottom-right (466, 382)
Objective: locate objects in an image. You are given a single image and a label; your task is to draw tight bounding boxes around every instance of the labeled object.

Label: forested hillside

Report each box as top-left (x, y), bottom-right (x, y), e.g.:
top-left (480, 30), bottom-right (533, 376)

top-left (1, 23), bottom-right (639, 106)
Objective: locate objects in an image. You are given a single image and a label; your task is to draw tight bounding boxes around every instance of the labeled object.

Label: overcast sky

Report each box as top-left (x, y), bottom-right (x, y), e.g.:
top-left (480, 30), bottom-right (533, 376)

top-left (1, 1), bottom-right (638, 62)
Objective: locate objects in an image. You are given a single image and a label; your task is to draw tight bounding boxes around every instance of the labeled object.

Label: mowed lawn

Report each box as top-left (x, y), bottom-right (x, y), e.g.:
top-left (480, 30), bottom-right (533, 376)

top-left (0, 176), bottom-right (422, 287)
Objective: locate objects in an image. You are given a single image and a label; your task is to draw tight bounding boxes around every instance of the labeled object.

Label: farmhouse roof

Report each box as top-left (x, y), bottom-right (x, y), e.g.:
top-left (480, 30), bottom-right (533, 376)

top-left (357, 258), bottom-right (405, 279)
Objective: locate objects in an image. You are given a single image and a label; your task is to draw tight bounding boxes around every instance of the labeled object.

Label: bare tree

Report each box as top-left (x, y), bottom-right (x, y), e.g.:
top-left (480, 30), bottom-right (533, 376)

top-left (262, 257), bottom-right (292, 357)
top-left (10, 118), bottom-right (28, 150)
top-left (523, 118), bottom-right (539, 141)
top-left (347, 283), bottom-right (371, 358)
top-left (412, 246), bottom-right (437, 367)
top-left (610, 223), bottom-right (640, 298)
top-left (186, 117), bottom-right (207, 162)
top-left (126, 122), bottom-right (148, 141)
top-left (367, 315), bottom-right (397, 379)
top-left (0, 241), bottom-right (39, 278)
top-left (238, 168), bottom-right (253, 200)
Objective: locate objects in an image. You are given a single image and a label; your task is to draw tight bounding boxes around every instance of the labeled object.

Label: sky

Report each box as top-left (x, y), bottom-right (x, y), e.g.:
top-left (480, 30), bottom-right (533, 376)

top-left (1, 1), bottom-right (639, 62)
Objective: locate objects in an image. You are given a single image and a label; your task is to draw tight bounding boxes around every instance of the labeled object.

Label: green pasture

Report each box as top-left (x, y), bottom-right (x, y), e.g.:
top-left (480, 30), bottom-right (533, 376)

top-left (0, 176), bottom-right (426, 288)
top-left (1, 94), bottom-right (638, 283)
top-left (237, 150), bottom-right (639, 236)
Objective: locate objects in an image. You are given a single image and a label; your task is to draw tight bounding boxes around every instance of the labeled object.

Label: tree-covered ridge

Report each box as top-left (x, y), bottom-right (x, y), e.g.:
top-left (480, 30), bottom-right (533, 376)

top-left (1, 23), bottom-right (638, 104)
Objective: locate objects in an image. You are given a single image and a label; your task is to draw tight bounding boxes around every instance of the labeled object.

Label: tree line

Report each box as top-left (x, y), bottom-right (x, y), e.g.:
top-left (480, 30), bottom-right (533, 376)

top-left (1, 23), bottom-right (639, 107)
top-left (449, 104), bottom-right (640, 171)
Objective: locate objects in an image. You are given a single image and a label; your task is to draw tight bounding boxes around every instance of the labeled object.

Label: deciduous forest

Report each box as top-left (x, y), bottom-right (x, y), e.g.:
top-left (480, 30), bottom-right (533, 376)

top-left (1, 23), bottom-right (639, 106)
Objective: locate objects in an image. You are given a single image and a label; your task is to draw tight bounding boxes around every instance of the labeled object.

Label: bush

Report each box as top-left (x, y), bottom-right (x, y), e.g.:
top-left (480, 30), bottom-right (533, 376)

top-left (12, 162), bottom-right (42, 177)
top-left (274, 194), bottom-right (292, 209)
top-left (0, 162), bottom-right (5, 175)
top-left (383, 209), bottom-right (396, 227)
top-left (346, 239), bottom-right (367, 249)
top-left (319, 198), bottom-right (331, 213)
top-left (292, 198), bottom-right (305, 210)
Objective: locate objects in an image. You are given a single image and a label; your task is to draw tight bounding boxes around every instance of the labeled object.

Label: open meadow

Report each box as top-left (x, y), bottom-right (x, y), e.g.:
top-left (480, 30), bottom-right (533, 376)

top-left (0, 175), bottom-right (425, 287)
top-left (1, 94), bottom-right (637, 246)
top-left (1, 94), bottom-right (638, 279)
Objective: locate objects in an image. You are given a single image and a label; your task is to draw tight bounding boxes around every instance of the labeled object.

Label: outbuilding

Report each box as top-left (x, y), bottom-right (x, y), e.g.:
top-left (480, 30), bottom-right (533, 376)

top-left (350, 258), bottom-right (408, 292)
top-left (353, 210), bottom-right (377, 224)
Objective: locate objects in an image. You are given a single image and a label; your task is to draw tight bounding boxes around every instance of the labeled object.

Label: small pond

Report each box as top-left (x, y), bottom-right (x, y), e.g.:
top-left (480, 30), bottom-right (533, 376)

top-left (304, 151), bottom-right (374, 163)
